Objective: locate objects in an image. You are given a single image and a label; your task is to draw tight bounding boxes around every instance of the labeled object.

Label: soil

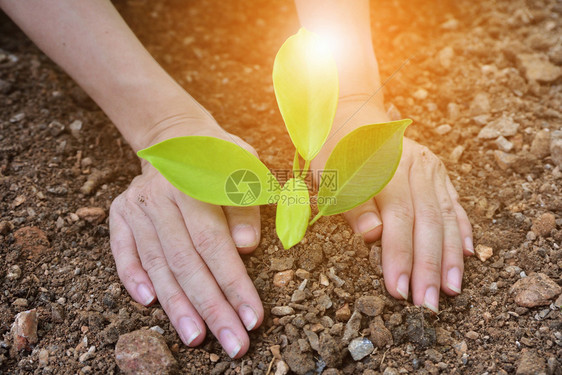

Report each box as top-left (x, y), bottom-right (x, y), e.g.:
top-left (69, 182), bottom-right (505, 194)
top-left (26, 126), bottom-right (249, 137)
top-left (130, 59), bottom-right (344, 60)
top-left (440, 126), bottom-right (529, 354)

top-left (1, 0), bottom-right (561, 374)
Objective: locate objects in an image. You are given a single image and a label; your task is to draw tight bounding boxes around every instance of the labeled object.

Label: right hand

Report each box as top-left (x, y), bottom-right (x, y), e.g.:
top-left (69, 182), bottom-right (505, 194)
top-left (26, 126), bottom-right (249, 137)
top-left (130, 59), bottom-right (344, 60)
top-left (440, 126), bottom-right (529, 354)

top-left (109, 115), bottom-right (264, 358)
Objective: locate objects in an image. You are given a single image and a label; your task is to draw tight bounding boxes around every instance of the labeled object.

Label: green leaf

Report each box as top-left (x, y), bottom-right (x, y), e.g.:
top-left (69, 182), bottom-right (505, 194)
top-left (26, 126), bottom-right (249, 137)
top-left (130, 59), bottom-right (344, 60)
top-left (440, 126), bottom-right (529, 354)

top-left (315, 119), bottom-right (412, 218)
top-left (138, 136), bottom-right (280, 206)
top-left (276, 178), bottom-right (311, 249)
top-left (272, 27), bottom-right (339, 161)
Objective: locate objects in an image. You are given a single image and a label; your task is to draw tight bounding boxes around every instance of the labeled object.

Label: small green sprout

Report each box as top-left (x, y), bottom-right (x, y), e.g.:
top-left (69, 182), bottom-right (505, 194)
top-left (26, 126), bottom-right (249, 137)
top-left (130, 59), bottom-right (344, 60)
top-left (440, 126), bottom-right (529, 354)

top-left (138, 28), bottom-right (411, 249)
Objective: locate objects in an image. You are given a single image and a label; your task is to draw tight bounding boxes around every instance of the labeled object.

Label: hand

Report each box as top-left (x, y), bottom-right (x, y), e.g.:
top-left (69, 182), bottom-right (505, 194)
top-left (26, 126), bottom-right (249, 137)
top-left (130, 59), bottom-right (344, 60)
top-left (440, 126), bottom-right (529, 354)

top-left (312, 97), bottom-right (474, 313)
top-left (109, 115), bottom-right (264, 358)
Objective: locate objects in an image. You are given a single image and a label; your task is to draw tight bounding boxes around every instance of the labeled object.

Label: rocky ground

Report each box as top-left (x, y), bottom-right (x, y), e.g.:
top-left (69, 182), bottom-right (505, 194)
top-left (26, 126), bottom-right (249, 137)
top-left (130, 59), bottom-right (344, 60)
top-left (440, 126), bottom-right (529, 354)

top-left (1, 0), bottom-right (561, 374)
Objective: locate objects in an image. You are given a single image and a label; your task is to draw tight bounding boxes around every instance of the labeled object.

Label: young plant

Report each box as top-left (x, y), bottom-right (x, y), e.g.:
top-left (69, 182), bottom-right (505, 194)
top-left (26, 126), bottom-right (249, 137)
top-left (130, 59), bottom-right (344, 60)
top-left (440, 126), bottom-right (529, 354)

top-left (138, 28), bottom-right (411, 249)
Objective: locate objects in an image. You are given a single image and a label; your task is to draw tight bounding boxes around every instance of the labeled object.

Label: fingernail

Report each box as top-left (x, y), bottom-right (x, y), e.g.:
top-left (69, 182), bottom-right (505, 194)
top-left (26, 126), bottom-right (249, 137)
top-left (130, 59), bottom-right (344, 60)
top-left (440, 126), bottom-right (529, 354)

top-left (137, 283), bottom-right (155, 306)
top-left (357, 212), bottom-right (382, 234)
top-left (446, 267), bottom-right (462, 294)
top-left (179, 317), bottom-right (201, 346)
top-left (232, 224), bottom-right (257, 248)
top-left (396, 274), bottom-right (409, 300)
top-left (464, 237), bottom-right (474, 254)
top-left (239, 304), bottom-right (258, 331)
top-left (219, 329), bottom-right (242, 358)
top-left (423, 286), bottom-right (439, 314)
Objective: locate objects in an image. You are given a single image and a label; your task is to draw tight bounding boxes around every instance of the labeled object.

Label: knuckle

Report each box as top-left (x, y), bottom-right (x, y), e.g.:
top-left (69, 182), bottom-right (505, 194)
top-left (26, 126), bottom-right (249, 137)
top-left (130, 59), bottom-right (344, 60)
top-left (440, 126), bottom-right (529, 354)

top-left (196, 298), bottom-right (223, 326)
top-left (162, 290), bottom-right (185, 312)
top-left (419, 253), bottom-right (441, 273)
top-left (167, 249), bottom-right (200, 281)
top-left (142, 251), bottom-right (168, 276)
top-left (417, 206), bottom-right (443, 227)
top-left (439, 198), bottom-right (457, 221)
top-left (191, 227), bottom-right (229, 260)
top-left (388, 200), bottom-right (414, 224)
top-left (220, 276), bottom-right (243, 299)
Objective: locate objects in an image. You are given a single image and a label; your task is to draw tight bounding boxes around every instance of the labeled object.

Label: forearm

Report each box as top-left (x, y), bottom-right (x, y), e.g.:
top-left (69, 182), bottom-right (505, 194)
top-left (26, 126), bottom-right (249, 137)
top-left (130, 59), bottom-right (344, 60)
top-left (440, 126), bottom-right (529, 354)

top-left (1, 0), bottom-right (206, 151)
top-left (294, 0), bottom-right (381, 100)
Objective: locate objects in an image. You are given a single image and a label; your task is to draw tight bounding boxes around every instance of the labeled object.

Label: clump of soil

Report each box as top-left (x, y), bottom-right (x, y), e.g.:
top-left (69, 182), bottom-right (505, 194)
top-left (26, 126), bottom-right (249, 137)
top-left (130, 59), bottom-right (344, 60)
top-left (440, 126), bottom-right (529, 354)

top-left (1, 0), bottom-right (560, 374)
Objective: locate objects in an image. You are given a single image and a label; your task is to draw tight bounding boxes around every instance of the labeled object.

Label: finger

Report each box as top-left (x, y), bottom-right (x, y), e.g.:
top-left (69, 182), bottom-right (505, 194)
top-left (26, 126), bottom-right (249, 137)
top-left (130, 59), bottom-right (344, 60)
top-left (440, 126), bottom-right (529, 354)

top-left (434, 167), bottom-right (464, 296)
top-left (342, 198), bottom-right (383, 242)
top-left (223, 206), bottom-right (261, 253)
top-left (409, 146), bottom-right (444, 313)
top-left (178, 197), bottom-right (264, 332)
top-left (446, 175), bottom-right (474, 256)
top-left (375, 165), bottom-right (414, 302)
top-left (109, 199), bottom-right (156, 306)
top-left (122, 198), bottom-right (206, 348)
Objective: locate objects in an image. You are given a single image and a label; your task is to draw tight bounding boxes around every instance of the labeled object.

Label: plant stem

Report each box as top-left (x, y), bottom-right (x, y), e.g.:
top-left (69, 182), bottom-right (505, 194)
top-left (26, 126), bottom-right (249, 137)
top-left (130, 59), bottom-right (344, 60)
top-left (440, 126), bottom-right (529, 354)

top-left (300, 159), bottom-right (311, 179)
top-left (292, 149), bottom-right (300, 177)
top-left (309, 212), bottom-right (322, 226)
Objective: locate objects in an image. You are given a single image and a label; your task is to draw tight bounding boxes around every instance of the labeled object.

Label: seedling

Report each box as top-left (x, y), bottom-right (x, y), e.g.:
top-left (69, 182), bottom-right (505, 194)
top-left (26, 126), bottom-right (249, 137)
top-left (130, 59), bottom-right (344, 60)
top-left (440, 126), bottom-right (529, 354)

top-left (138, 28), bottom-right (411, 249)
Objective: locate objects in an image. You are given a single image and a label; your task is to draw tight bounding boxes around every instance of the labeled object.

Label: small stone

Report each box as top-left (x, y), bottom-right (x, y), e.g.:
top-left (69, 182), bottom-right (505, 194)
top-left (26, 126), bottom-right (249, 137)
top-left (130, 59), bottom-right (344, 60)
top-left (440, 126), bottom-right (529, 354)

top-left (318, 333), bottom-right (341, 367)
top-left (438, 46), bottom-right (454, 69)
top-left (291, 289), bottom-right (306, 303)
top-left (270, 257), bottom-right (294, 271)
top-left (149, 326), bottom-right (164, 335)
top-left (494, 150), bottom-right (518, 170)
top-left (14, 226), bottom-right (49, 257)
top-left (319, 273), bottom-right (330, 286)
top-left (273, 270), bottom-right (294, 287)
top-left (530, 129), bottom-right (551, 158)
top-left (270, 344), bottom-right (282, 360)
top-left (335, 303), bottom-right (351, 322)
top-left (355, 296), bottom-right (384, 316)
top-left (516, 350), bottom-right (546, 375)
top-left (434, 124), bottom-right (452, 135)
top-left (38, 349), bottom-right (49, 366)
top-left (79, 346), bottom-right (96, 362)
top-left (209, 353), bottom-right (219, 362)
top-left (283, 342), bottom-right (315, 375)
top-left (6, 265), bottom-right (22, 281)
top-left (10, 112), bottom-right (25, 123)
top-left (413, 88), bottom-right (428, 100)
top-left (115, 329), bottom-right (177, 375)
top-left (369, 316), bottom-right (393, 348)
top-left (69, 120), bottom-right (83, 138)
top-left (465, 331), bottom-right (478, 340)
top-left (271, 306), bottom-right (295, 316)
top-left (550, 130), bottom-right (562, 168)
top-left (425, 348), bottom-right (443, 363)
top-left (11, 309), bottom-right (38, 352)
top-left (510, 272), bottom-right (562, 307)
top-left (348, 337), bottom-right (374, 361)
top-left (441, 18), bottom-right (459, 30)
top-left (516, 53), bottom-right (562, 82)
top-left (369, 245), bottom-right (382, 276)
top-left (453, 340), bottom-right (468, 356)
top-left (495, 136), bottom-right (513, 152)
top-left (12, 298), bottom-right (28, 307)
top-left (0, 78), bottom-right (12, 94)
top-left (295, 269), bottom-right (310, 279)
top-left (51, 304), bottom-right (65, 322)
top-left (472, 114), bottom-right (490, 126)
top-left (450, 145), bottom-right (464, 163)
top-left (475, 244), bottom-right (493, 262)
top-left (76, 207), bottom-right (106, 225)
top-left (531, 212), bottom-right (556, 237)
top-left (447, 103), bottom-right (460, 120)
top-left (469, 93), bottom-right (490, 116)
top-left (342, 310), bottom-right (362, 343)
top-left (275, 360), bottom-right (290, 375)
top-left (0, 220), bottom-right (13, 234)
top-left (478, 116), bottom-right (519, 139)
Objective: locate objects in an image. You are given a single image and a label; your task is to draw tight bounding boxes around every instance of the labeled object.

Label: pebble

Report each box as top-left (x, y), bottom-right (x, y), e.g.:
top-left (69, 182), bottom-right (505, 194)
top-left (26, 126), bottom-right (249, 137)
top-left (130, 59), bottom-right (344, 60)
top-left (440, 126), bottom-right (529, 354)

top-left (425, 348), bottom-right (443, 363)
top-left (516, 53), bottom-right (562, 82)
top-left (209, 353), bottom-right (219, 362)
top-left (510, 272), bottom-right (561, 307)
top-left (14, 226), bottom-right (50, 257)
top-left (465, 331), bottom-right (479, 340)
top-left (291, 289), bottom-right (306, 303)
top-left (69, 120), bottom-right (83, 139)
top-left (531, 212), bottom-right (556, 237)
top-left (149, 326), bottom-right (164, 335)
top-left (318, 333), bottom-right (341, 367)
top-left (494, 150), bottom-right (518, 170)
top-left (335, 303), bottom-right (351, 322)
top-left (271, 306), bottom-right (295, 316)
top-left (12, 298), bottom-right (28, 307)
top-left (295, 269), bottom-right (310, 279)
top-left (450, 145), bottom-right (464, 163)
top-left (369, 316), bottom-right (393, 348)
top-left (273, 270), bottom-right (294, 287)
top-left (447, 102), bottom-right (460, 120)
top-left (475, 244), bottom-right (493, 262)
top-left (10, 112), bottom-right (25, 123)
top-left (495, 136), bottom-right (513, 152)
top-left (355, 296), bottom-right (385, 316)
top-left (270, 257), bottom-right (294, 271)
top-left (283, 341), bottom-right (314, 375)
top-left (469, 93), bottom-right (490, 116)
top-left (478, 116), bottom-right (519, 139)
top-left (348, 337), bottom-right (374, 361)
top-left (269, 344), bottom-right (282, 360)
top-left (11, 309), bottom-right (38, 352)
top-left (76, 207), bottom-right (106, 225)
top-left (413, 88), bottom-right (428, 100)
top-left (275, 360), bottom-right (289, 375)
top-left (319, 273), bottom-right (330, 286)
top-left (453, 340), bottom-right (468, 356)
top-left (0, 78), bottom-right (12, 94)
top-left (438, 46), bottom-right (454, 69)
top-left (550, 130), bottom-right (562, 168)
top-left (530, 129), bottom-right (550, 158)
top-left (516, 350), bottom-right (546, 375)
top-left (0, 220), bottom-right (13, 234)
top-left (434, 124), bottom-right (452, 135)
top-left (342, 310), bottom-right (362, 343)
top-left (79, 346), bottom-right (96, 362)
top-left (6, 265), bottom-right (22, 281)
top-left (115, 329), bottom-right (177, 375)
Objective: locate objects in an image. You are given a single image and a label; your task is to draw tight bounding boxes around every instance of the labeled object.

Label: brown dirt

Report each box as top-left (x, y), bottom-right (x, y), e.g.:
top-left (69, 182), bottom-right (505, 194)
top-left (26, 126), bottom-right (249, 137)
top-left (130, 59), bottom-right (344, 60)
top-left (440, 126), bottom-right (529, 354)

top-left (1, 0), bottom-right (561, 374)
